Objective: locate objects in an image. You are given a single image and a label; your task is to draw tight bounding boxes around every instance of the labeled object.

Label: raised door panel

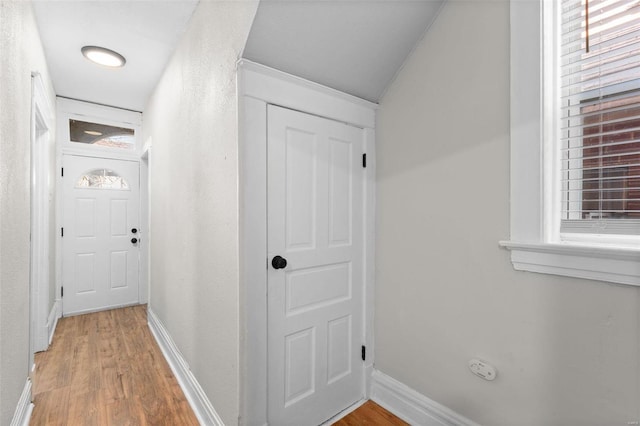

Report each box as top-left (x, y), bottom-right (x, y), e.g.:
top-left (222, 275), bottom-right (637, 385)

top-left (285, 128), bottom-right (318, 251)
top-left (109, 251), bottom-right (128, 289)
top-left (285, 262), bottom-right (351, 316)
top-left (284, 327), bottom-right (316, 407)
top-left (327, 315), bottom-right (352, 385)
top-left (328, 138), bottom-right (353, 247)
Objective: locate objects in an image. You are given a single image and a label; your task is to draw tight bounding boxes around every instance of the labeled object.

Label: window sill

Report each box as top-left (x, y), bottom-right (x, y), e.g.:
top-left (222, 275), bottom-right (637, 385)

top-left (499, 240), bottom-right (640, 287)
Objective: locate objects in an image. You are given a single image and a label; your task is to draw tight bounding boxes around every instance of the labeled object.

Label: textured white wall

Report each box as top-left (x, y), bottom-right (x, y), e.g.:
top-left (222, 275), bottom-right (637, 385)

top-left (375, 1), bottom-right (640, 425)
top-left (0, 1), bottom-right (55, 424)
top-left (142, 1), bottom-right (258, 424)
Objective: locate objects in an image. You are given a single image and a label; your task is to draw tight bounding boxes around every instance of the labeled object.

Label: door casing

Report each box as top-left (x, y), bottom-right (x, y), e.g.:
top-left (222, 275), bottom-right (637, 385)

top-left (55, 98), bottom-right (145, 319)
top-left (238, 60), bottom-right (377, 426)
top-left (30, 72), bottom-right (54, 365)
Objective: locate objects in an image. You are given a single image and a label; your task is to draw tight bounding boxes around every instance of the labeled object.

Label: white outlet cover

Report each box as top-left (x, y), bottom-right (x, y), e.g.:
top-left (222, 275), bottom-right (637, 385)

top-left (469, 358), bottom-right (497, 381)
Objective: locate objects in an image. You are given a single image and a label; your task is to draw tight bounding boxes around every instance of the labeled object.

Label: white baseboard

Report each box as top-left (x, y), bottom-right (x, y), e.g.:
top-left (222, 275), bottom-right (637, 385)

top-left (47, 299), bottom-right (61, 345)
top-left (10, 379), bottom-right (33, 426)
top-left (370, 370), bottom-right (480, 426)
top-left (147, 308), bottom-right (224, 426)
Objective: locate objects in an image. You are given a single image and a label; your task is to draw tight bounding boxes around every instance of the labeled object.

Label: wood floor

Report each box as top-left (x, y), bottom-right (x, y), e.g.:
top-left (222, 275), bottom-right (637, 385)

top-left (332, 401), bottom-right (408, 426)
top-left (31, 305), bottom-right (199, 425)
top-left (31, 305), bottom-right (404, 426)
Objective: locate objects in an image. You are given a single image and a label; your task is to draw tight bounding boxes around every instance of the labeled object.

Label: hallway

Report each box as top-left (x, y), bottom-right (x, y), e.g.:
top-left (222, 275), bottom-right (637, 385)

top-left (30, 306), bottom-right (199, 425)
top-left (30, 306), bottom-right (408, 425)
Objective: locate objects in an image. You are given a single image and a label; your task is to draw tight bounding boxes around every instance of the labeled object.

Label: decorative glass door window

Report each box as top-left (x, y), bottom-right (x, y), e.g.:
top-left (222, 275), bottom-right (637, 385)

top-left (69, 119), bottom-right (135, 150)
top-left (76, 169), bottom-right (130, 190)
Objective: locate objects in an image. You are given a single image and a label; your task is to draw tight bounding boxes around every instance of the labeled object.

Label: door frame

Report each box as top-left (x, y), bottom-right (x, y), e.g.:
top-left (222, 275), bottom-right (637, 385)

top-left (30, 72), bottom-right (54, 360)
top-left (140, 139), bottom-right (152, 306)
top-left (238, 60), bottom-right (377, 426)
top-left (55, 98), bottom-right (145, 317)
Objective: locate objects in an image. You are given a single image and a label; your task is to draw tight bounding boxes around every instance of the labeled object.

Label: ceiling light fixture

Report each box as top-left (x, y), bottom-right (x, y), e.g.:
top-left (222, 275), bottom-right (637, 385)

top-left (81, 46), bottom-right (126, 68)
top-left (84, 130), bottom-right (103, 136)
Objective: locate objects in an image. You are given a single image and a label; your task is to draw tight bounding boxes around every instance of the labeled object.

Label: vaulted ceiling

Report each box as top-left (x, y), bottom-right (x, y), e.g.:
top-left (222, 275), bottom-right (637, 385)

top-left (32, 0), bottom-right (444, 111)
top-left (243, 0), bottom-right (444, 103)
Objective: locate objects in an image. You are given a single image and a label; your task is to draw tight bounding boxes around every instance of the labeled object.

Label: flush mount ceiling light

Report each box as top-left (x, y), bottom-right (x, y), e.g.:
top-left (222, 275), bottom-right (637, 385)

top-left (81, 46), bottom-right (126, 68)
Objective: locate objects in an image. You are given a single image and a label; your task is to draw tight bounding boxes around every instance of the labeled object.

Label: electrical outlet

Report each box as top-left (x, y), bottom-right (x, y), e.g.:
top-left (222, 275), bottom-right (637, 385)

top-left (469, 358), bottom-right (497, 381)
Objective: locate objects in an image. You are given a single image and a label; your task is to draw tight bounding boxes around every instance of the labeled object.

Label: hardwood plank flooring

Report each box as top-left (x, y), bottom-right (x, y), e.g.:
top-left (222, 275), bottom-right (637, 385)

top-left (31, 305), bottom-right (199, 425)
top-left (332, 401), bottom-right (408, 426)
top-left (32, 305), bottom-right (404, 425)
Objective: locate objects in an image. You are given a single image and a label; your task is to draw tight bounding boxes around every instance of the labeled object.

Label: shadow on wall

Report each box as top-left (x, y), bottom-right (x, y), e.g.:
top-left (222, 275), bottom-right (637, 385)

top-left (375, 5), bottom-right (509, 182)
top-left (373, 1), bottom-right (640, 425)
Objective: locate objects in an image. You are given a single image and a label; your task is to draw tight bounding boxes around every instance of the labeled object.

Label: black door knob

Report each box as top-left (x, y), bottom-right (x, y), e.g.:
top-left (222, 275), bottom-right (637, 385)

top-left (131, 228), bottom-right (138, 234)
top-left (131, 238), bottom-right (138, 244)
top-left (271, 255), bottom-right (287, 269)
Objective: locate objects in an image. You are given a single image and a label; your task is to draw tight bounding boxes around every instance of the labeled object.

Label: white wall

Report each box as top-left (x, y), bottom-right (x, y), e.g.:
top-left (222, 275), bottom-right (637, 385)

top-left (0, 1), bottom-right (56, 424)
top-left (142, 1), bottom-right (258, 424)
top-left (375, 1), bottom-right (640, 425)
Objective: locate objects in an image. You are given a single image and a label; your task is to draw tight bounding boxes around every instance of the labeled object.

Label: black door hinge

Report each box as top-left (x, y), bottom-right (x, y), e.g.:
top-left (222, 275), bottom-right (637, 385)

top-left (361, 345), bottom-right (366, 361)
top-left (61, 167), bottom-right (64, 177)
top-left (61, 227), bottom-right (64, 237)
top-left (61, 287), bottom-right (64, 297)
top-left (362, 153), bottom-right (367, 168)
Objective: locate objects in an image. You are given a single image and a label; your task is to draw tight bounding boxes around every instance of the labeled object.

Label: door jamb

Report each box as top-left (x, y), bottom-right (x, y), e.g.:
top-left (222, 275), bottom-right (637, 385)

top-left (140, 139), bottom-right (152, 305)
top-left (238, 60), bottom-right (377, 426)
top-left (30, 72), bottom-right (54, 361)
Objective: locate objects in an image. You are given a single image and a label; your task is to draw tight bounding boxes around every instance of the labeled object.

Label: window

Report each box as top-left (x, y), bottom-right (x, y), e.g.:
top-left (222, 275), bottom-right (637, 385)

top-left (76, 169), bottom-right (130, 190)
top-left (501, 0), bottom-right (640, 286)
top-left (69, 119), bottom-right (135, 150)
top-left (559, 0), bottom-right (640, 236)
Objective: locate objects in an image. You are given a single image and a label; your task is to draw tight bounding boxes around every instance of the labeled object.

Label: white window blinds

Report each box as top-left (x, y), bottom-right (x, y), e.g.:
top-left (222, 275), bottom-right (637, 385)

top-left (560, 0), bottom-right (640, 235)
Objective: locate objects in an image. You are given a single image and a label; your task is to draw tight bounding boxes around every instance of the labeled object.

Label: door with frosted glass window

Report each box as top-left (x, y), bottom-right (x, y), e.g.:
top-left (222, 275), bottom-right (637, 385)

top-left (62, 155), bottom-right (140, 315)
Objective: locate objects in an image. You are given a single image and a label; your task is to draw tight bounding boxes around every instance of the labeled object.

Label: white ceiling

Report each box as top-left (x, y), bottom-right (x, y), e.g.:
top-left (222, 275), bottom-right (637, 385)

top-left (243, 0), bottom-right (444, 103)
top-left (32, 0), bottom-right (199, 112)
top-left (32, 0), bottom-right (443, 111)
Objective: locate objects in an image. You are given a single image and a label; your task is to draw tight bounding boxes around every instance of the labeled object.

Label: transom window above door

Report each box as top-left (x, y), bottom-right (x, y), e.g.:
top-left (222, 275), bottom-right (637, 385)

top-left (69, 119), bottom-right (135, 150)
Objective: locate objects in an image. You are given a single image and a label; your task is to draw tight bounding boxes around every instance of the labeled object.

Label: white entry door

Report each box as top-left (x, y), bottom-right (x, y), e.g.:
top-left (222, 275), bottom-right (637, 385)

top-left (267, 105), bottom-right (365, 425)
top-left (62, 155), bottom-right (140, 315)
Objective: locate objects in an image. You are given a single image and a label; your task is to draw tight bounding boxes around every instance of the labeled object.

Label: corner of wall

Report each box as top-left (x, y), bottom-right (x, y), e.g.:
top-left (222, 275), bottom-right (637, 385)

top-left (369, 370), bottom-right (479, 426)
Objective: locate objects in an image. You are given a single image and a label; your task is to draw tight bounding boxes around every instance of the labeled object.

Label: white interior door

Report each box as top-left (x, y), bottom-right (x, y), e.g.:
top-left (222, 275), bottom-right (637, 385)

top-left (62, 155), bottom-right (140, 315)
top-left (267, 105), bottom-right (365, 425)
